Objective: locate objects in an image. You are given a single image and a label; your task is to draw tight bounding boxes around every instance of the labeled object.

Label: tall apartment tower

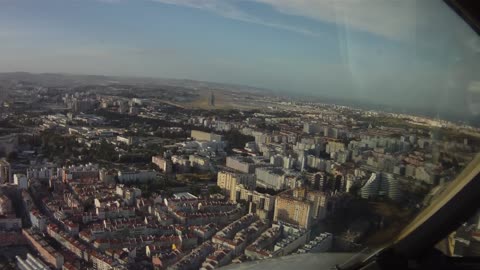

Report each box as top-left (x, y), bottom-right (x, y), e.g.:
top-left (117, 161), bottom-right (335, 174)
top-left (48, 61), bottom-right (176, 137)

top-left (209, 91), bottom-right (215, 107)
top-left (0, 159), bottom-right (11, 183)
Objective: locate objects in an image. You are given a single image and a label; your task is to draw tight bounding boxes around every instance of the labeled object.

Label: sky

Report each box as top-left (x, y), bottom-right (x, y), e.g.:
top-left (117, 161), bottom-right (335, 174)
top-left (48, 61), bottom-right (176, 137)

top-left (1, 0), bottom-right (480, 118)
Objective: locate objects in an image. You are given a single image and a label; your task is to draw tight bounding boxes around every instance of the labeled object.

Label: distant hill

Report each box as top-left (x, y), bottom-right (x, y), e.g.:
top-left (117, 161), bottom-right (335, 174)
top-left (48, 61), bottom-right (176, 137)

top-left (0, 72), bottom-right (272, 95)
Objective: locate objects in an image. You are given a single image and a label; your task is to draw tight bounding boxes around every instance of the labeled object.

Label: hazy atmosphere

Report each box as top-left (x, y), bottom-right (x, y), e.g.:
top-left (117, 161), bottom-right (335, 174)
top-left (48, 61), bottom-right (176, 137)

top-left (1, 0), bottom-right (480, 118)
top-left (2, 1), bottom-right (480, 269)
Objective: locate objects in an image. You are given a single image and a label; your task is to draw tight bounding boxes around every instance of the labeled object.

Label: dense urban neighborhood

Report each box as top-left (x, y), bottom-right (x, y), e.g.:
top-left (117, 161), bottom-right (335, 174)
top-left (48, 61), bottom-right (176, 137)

top-left (0, 73), bottom-right (479, 270)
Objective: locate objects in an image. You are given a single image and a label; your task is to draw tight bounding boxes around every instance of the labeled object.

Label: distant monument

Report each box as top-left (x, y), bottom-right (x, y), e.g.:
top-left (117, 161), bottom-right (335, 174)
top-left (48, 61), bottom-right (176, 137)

top-left (209, 91), bottom-right (215, 107)
top-left (0, 86), bottom-right (6, 105)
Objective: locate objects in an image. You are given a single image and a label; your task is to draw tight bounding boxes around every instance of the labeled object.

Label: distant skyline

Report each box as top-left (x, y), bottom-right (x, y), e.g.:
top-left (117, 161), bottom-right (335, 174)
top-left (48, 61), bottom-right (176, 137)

top-left (1, 0), bottom-right (479, 118)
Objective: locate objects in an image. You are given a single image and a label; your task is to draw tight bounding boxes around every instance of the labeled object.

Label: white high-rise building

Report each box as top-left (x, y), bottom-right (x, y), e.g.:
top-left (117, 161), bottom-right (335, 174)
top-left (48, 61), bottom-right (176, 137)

top-left (14, 174), bottom-right (28, 189)
top-left (0, 158), bottom-right (11, 183)
top-left (360, 172), bottom-right (401, 201)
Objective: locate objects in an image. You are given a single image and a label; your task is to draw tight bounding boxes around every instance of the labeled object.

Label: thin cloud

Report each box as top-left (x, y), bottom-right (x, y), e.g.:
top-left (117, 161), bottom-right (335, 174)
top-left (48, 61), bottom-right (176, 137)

top-left (146, 0), bottom-right (457, 43)
top-left (150, 0), bottom-right (320, 37)
top-left (253, 0), bottom-right (421, 40)
top-left (147, 0), bottom-right (423, 40)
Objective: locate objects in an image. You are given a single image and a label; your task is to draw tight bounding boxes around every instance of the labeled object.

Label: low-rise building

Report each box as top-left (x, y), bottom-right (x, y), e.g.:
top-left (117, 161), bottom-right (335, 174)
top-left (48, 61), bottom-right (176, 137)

top-left (191, 130), bottom-right (223, 142)
top-left (152, 156), bottom-right (173, 173)
top-left (297, 232), bottom-right (333, 253)
top-left (117, 170), bottom-right (157, 183)
top-left (16, 253), bottom-right (51, 270)
top-left (168, 241), bottom-right (215, 270)
top-left (245, 223), bottom-right (309, 260)
top-left (22, 229), bottom-right (64, 269)
top-left (189, 155), bottom-right (211, 171)
top-left (117, 135), bottom-right (136, 145)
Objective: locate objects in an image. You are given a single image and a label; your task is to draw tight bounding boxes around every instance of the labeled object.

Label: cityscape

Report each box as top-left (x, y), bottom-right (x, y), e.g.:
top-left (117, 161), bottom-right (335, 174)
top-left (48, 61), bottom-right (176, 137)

top-left (1, 0), bottom-right (480, 268)
top-left (0, 72), bottom-right (478, 270)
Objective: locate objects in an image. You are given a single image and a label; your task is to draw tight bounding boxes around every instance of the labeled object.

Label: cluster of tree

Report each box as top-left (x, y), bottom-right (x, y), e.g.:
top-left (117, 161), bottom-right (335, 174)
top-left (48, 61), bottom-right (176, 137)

top-left (254, 122), bottom-right (280, 131)
top-left (41, 131), bottom-right (82, 161)
top-left (0, 120), bottom-right (17, 129)
top-left (90, 139), bottom-right (117, 162)
top-left (208, 185), bottom-right (223, 195)
top-left (131, 179), bottom-right (166, 198)
top-left (255, 186), bottom-right (281, 196)
top-left (0, 150), bottom-right (19, 162)
top-left (118, 153), bottom-right (151, 163)
top-left (95, 109), bottom-right (171, 129)
top-left (153, 130), bottom-right (187, 140)
top-left (221, 130), bottom-right (254, 153)
top-left (189, 185), bottom-right (202, 196)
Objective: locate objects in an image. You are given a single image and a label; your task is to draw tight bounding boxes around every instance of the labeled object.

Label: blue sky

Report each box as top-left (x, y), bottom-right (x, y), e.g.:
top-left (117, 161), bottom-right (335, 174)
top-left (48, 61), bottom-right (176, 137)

top-left (1, 0), bottom-right (479, 117)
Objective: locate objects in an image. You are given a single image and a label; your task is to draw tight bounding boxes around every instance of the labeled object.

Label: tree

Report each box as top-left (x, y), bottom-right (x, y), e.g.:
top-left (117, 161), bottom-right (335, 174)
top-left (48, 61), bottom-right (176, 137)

top-left (83, 198), bottom-right (95, 212)
top-left (237, 199), bottom-right (249, 209)
top-left (6, 151), bottom-right (18, 162)
top-left (222, 130), bottom-right (254, 153)
top-left (348, 185), bottom-right (360, 197)
top-left (96, 140), bottom-right (117, 162)
top-left (189, 185), bottom-right (202, 196)
top-left (208, 185), bottom-right (223, 195)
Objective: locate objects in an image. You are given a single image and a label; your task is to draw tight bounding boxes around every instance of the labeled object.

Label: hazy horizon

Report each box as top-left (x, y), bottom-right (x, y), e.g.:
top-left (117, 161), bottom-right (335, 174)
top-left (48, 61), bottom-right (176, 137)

top-left (1, 0), bottom-right (480, 119)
